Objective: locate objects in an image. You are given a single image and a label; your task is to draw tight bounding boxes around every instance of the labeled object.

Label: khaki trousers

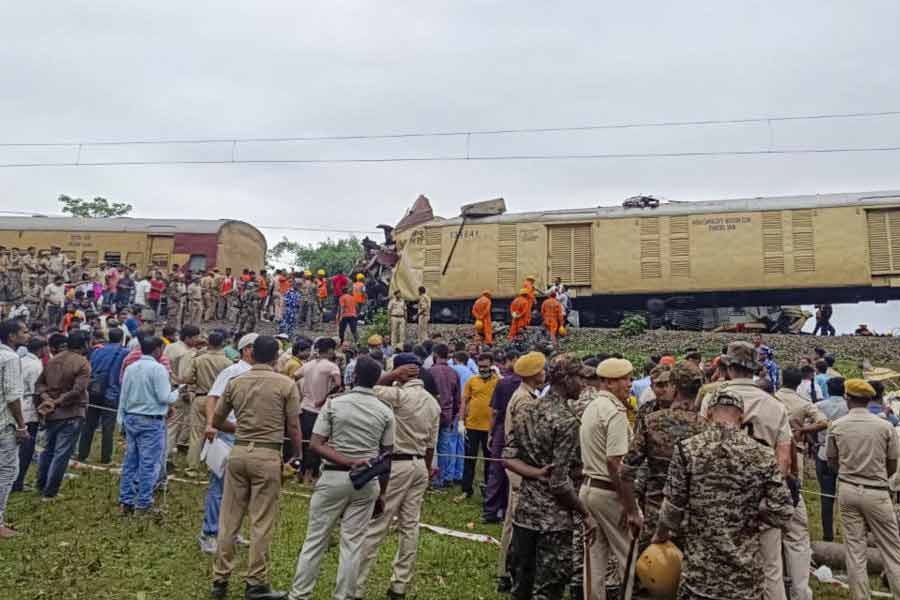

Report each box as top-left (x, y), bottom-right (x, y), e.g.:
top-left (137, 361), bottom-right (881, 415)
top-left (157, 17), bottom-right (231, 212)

top-left (759, 527), bottom-right (786, 600)
top-left (189, 300), bottom-right (203, 326)
top-left (417, 314), bottom-right (430, 343)
top-left (390, 317), bottom-right (406, 346)
top-left (497, 471), bottom-right (522, 578)
top-left (782, 495), bottom-right (812, 600)
top-left (838, 482), bottom-right (900, 600)
top-left (288, 470), bottom-right (379, 600)
top-left (354, 458), bottom-right (430, 596)
top-left (213, 445), bottom-right (282, 586)
top-left (203, 296), bottom-right (216, 321)
top-left (579, 485), bottom-right (632, 600)
top-left (186, 395), bottom-right (208, 470)
top-left (166, 395), bottom-right (192, 453)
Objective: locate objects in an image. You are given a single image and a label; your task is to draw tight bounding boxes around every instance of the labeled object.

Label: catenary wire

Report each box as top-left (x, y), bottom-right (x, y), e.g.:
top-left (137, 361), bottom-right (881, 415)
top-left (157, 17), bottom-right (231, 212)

top-left (3, 144), bottom-right (900, 168)
top-left (2, 109), bottom-right (900, 147)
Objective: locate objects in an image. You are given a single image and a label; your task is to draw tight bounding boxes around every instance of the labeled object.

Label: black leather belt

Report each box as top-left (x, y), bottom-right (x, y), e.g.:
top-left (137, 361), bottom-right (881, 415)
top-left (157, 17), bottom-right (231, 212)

top-left (392, 453), bottom-right (424, 461)
top-left (584, 477), bottom-right (615, 491)
top-left (322, 464), bottom-right (351, 472)
top-left (839, 478), bottom-right (888, 491)
top-left (125, 412), bottom-right (163, 420)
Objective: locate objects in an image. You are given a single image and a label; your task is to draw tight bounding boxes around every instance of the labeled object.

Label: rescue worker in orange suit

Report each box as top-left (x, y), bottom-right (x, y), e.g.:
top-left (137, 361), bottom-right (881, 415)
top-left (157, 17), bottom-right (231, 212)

top-left (522, 276), bottom-right (537, 325)
top-left (541, 290), bottom-right (564, 345)
top-left (352, 274), bottom-right (367, 318)
top-left (315, 269), bottom-right (328, 314)
top-left (508, 288), bottom-right (530, 340)
top-left (472, 290), bottom-right (493, 346)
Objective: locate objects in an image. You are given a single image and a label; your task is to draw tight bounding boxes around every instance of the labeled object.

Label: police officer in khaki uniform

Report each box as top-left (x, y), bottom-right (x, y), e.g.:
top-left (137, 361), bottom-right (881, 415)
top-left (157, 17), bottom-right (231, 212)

top-left (388, 289), bottom-right (407, 346)
top-left (827, 379), bottom-right (900, 600)
top-left (201, 271), bottom-right (217, 322)
top-left (211, 335), bottom-right (303, 600)
top-left (416, 286), bottom-right (431, 343)
top-left (288, 356), bottom-right (395, 600)
top-left (185, 331), bottom-right (234, 471)
top-left (700, 341), bottom-right (793, 600)
top-left (187, 276), bottom-right (204, 326)
top-left (352, 353), bottom-right (440, 599)
top-left (775, 367), bottom-right (829, 600)
top-left (579, 358), bottom-right (642, 600)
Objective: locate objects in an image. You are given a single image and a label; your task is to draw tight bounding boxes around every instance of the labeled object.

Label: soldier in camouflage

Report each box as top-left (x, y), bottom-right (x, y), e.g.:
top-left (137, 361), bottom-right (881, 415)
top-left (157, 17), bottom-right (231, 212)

top-left (653, 388), bottom-right (794, 600)
top-left (237, 281), bottom-right (260, 332)
top-left (620, 363), bottom-right (707, 555)
top-left (503, 354), bottom-right (598, 600)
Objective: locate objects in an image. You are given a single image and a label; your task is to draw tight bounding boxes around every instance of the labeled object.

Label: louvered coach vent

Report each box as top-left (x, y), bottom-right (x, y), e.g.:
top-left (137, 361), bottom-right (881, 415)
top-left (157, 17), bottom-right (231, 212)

top-left (548, 224), bottom-right (592, 286)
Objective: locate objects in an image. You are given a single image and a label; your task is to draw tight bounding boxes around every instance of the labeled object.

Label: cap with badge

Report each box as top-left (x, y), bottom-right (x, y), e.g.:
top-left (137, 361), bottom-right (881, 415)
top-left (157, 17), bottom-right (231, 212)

top-left (367, 334), bottom-right (383, 346)
top-left (723, 341), bottom-right (757, 370)
top-left (237, 332), bottom-right (259, 351)
top-left (392, 352), bottom-right (423, 368)
top-left (514, 351), bottom-right (546, 377)
top-left (844, 378), bottom-right (876, 400)
top-left (709, 388), bottom-right (744, 412)
top-left (596, 358), bottom-right (634, 379)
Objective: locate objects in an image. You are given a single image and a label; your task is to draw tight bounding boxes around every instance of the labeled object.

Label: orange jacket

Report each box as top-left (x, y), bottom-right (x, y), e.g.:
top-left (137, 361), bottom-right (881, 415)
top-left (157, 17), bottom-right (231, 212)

top-left (352, 281), bottom-right (366, 304)
top-left (541, 297), bottom-right (563, 325)
top-left (257, 276), bottom-right (268, 298)
top-left (510, 297), bottom-right (530, 322)
top-left (316, 278), bottom-right (328, 299)
top-left (472, 296), bottom-right (492, 321)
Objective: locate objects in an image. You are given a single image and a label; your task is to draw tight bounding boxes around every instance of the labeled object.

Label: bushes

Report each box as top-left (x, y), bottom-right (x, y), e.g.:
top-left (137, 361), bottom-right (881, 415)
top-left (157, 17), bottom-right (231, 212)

top-left (620, 313), bottom-right (648, 337)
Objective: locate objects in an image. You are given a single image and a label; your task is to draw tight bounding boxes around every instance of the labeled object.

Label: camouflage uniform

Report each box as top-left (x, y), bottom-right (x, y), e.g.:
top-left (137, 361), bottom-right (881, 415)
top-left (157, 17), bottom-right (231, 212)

top-left (303, 279), bottom-right (319, 329)
top-left (503, 354), bottom-right (583, 600)
top-left (621, 407), bottom-right (706, 553)
top-left (237, 284), bottom-right (260, 332)
top-left (658, 416), bottom-right (793, 599)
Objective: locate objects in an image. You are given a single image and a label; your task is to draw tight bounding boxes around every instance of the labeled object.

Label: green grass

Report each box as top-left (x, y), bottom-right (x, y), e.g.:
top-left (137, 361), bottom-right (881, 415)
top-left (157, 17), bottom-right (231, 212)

top-left (1, 462), bottom-right (503, 600)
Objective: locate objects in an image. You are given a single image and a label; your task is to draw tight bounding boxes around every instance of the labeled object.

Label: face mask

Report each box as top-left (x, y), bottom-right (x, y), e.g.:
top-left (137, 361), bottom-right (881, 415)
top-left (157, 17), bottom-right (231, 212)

top-left (479, 368), bottom-right (492, 378)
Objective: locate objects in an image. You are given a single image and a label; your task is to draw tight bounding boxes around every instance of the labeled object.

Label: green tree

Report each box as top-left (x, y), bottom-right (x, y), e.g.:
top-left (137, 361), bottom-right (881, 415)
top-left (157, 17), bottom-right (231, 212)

top-left (268, 236), bottom-right (363, 275)
top-left (59, 194), bottom-right (133, 218)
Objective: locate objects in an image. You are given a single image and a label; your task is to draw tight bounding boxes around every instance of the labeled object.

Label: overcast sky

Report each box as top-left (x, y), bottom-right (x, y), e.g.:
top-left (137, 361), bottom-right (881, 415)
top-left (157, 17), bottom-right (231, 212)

top-left (3, 2), bottom-right (900, 334)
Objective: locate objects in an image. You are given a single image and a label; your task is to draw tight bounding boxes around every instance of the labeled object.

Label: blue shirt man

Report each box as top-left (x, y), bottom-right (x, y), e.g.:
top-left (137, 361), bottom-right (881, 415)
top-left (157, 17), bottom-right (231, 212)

top-left (815, 395), bottom-right (848, 461)
top-left (117, 337), bottom-right (178, 513)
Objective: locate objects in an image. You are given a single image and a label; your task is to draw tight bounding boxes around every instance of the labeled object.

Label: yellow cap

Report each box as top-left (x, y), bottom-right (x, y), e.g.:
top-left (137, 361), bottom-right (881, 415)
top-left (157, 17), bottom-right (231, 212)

top-left (356, 273), bottom-right (364, 280)
top-left (304, 270), bottom-right (312, 276)
top-left (367, 334), bottom-right (383, 346)
top-left (636, 542), bottom-right (683, 597)
top-left (596, 358), bottom-right (634, 379)
top-left (514, 352), bottom-right (546, 377)
top-left (317, 269), bottom-right (326, 276)
top-left (518, 288), bottom-right (529, 295)
top-left (845, 378), bottom-right (876, 399)
top-left (526, 275), bottom-right (536, 281)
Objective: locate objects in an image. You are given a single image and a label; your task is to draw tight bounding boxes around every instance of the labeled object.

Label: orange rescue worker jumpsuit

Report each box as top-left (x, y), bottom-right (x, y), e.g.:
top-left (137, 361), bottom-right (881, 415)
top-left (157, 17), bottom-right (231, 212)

top-left (523, 280), bottom-right (536, 325)
top-left (352, 281), bottom-right (366, 305)
top-left (508, 294), bottom-right (530, 340)
top-left (316, 277), bottom-right (328, 300)
top-left (472, 293), bottom-right (493, 345)
top-left (541, 295), bottom-right (564, 343)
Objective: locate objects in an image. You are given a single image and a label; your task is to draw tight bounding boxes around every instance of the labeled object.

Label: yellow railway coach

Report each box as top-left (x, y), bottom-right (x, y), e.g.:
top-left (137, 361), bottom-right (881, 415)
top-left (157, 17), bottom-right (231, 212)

top-left (0, 216), bottom-right (266, 274)
top-left (390, 190), bottom-right (900, 325)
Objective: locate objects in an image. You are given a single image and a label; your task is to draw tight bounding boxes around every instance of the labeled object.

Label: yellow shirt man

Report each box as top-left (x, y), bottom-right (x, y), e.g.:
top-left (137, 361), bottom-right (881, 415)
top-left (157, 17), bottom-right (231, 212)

top-left (464, 372), bottom-right (500, 432)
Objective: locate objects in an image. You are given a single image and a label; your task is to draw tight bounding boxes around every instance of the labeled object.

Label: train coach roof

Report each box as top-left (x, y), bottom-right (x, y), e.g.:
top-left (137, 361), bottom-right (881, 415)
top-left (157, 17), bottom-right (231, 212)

top-left (0, 216), bottom-right (253, 234)
top-left (436, 189), bottom-right (900, 225)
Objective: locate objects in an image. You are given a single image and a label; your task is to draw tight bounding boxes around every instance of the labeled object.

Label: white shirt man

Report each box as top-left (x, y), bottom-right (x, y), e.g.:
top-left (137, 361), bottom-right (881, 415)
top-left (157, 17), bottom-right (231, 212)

top-left (133, 277), bottom-right (152, 308)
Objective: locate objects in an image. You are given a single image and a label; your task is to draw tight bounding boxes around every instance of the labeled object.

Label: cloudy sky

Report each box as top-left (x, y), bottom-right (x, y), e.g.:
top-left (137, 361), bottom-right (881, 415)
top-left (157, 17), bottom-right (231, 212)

top-left (3, 2), bottom-right (900, 334)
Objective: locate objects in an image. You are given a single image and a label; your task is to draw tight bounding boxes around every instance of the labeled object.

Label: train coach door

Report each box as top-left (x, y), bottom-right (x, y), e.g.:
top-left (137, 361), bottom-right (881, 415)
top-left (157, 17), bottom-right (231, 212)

top-left (147, 235), bottom-right (173, 274)
top-left (547, 224), bottom-right (593, 288)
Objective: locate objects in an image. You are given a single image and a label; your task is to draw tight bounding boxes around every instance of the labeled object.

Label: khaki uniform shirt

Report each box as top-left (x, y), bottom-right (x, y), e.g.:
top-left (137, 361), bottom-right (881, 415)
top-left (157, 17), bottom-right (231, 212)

top-left (388, 297), bottom-right (406, 318)
top-left (418, 294), bottom-right (431, 316)
top-left (374, 379), bottom-right (440, 456)
top-left (774, 387), bottom-right (828, 433)
top-left (313, 386), bottom-right (395, 466)
top-left (187, 350), bottom-right (233, 395)
top-left (580, 389), bottom-right (632, 481)
top-left (214, 364), bottom-right (302, 444)
top-left (47, 253), bottom-right (67, 276)
top-left (504, 382), bottom-right (540, 442)
top-left (701, 379), bottom-right (791, 448)
top-left (187, 282), bottom-right (203, 302)
top-left (827, 407), bottom-right (899, 487)
top-left (200, 275), bottom-right (215, 296)
top-left (163, 341), bottom-right (193, 377)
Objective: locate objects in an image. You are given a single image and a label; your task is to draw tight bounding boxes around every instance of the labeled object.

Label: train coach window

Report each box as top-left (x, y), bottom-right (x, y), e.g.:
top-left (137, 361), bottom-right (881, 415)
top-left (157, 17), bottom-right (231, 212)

top-left (81, 251), bottom-right (98, 267)
top-left (151, 254), bottom-right (169, 269)
top-left (103, 251), bottom-right (122, 265)
top-left (188, 254), bottom-right (207, 272)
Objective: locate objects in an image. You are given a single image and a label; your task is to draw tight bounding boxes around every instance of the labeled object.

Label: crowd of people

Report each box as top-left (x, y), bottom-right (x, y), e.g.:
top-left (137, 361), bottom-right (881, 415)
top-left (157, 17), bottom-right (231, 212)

top-left (1, 254), bottom-right (900, 600)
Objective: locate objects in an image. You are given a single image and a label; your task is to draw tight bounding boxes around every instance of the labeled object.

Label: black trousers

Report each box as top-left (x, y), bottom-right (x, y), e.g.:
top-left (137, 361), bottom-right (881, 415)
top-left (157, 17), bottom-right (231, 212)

top-left (510, 526), bottom-right (573, 600)
top-left (462, 428), bottom-right (490, 495)
top-left (77, 405), bottom-right (117, 463)
top-left (12, 422), bottom-right (39, 491)
top-left (339, 316), bottom-right (358, 343)
top-left (300, 410), bottom-right (321, 477)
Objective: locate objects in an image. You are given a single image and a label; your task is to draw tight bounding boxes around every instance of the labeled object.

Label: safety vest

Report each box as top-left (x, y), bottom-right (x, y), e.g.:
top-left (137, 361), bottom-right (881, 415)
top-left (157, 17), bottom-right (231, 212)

top-left (352, 281), bottom-right (366, 304)
top-left (317, 278), bottom-right (327, 299)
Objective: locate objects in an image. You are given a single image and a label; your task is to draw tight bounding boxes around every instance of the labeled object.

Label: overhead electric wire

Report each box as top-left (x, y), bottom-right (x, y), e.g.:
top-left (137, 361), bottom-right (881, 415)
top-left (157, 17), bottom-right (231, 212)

top-left (2, 144), bottom-right (900, 168)
top-left (1, 109), bottom-right (899, 147)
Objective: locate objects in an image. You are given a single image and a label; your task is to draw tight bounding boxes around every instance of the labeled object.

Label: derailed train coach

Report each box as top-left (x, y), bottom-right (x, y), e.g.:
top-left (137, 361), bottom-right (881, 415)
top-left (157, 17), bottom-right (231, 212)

top-left (388, 190), bottom-right (900, 327)
top-left (0, 216), bottom-right (266, 274)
